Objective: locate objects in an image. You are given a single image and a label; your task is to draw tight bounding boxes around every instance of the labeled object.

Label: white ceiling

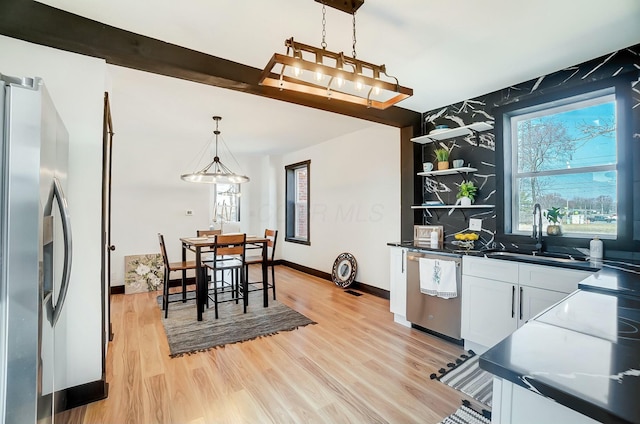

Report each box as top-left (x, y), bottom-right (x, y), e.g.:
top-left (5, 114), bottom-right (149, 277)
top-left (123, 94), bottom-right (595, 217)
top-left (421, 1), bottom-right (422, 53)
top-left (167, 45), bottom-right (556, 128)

top-left (40, 0), bottom-right (640, 155)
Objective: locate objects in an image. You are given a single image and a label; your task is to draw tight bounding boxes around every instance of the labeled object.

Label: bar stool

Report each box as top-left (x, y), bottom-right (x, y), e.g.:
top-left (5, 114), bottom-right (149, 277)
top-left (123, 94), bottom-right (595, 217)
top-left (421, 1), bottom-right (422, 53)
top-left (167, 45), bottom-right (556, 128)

top-left (203, 233), bottom-right (247, 319)
top-left (158, 233), bottom-right (198, 318)
top-left (245, 229), bottom-right (278, 300)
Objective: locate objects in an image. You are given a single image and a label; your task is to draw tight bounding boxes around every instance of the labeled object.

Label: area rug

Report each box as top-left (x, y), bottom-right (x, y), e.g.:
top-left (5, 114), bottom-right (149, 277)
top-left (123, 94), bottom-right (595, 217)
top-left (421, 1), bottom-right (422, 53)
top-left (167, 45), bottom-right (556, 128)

top-left (430, 350), bottom-right (493, 408)
top-left (156, 290), bottom-right (316, 357)
top-left (438, 400), bottom-right (491, 424)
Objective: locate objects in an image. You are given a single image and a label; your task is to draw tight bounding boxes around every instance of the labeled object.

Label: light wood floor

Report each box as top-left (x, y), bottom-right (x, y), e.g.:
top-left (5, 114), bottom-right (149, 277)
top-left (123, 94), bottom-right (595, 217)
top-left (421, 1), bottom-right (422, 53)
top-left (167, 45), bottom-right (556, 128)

top-left (63, 266), bottom-right (475, 423)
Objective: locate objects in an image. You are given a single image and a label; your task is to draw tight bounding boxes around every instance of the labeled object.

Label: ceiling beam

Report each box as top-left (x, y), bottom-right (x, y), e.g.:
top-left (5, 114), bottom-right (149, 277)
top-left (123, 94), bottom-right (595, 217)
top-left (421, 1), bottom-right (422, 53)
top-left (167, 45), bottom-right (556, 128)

top-left (0, 0), bottom-right (420, 128)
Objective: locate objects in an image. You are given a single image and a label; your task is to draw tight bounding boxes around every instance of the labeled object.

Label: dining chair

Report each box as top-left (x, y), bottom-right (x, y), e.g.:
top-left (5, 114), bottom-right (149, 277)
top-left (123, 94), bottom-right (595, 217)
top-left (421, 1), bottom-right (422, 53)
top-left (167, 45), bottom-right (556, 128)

top-left (198, 228), bottom-right (234, 289)
top-left (245, 229), bottom-right (278, 300)
top-left (158, 233), bottom-right (198, 318)
top-left (203, 233), bottom-right (247, 319)
top-left (197, 229), bottom-right (222, 237)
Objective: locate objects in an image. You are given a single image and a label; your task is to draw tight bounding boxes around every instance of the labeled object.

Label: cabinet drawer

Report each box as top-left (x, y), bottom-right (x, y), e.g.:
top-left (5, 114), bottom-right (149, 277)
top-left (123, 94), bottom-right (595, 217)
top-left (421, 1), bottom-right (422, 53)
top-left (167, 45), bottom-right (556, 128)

top-left (518, 264), bottom-right (594, 293)
top-left (462, 256), bottom-right (519, 283)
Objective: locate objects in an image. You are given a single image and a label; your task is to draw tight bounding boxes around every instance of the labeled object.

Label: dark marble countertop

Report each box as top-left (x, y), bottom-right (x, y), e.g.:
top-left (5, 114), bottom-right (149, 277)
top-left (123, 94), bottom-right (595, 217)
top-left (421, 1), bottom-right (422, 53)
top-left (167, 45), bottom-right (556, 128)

top-left (387, 241), bottom-right (604, 271)
top-left (479, 266), bottom-right (640, 424)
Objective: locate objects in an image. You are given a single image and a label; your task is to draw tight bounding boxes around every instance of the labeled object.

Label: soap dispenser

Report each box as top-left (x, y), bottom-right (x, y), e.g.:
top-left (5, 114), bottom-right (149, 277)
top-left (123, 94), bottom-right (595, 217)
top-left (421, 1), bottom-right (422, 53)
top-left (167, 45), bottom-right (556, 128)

top-left (430, 230), bottom-right (439, 248)
top-left (589, 236), bottom-right (603, 260)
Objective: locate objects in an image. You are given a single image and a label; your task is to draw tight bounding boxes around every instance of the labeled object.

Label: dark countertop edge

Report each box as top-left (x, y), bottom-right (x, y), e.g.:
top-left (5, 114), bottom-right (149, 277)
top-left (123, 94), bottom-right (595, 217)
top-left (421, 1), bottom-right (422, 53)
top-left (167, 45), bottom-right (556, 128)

top-left (483, 253), bottom-right (601, 272)
top-left (478, 355), bottom-right (631, 424)
top-left (577, 283), bottom-right (640, 299)
top-left (387, 242), bottom-right (601, 271)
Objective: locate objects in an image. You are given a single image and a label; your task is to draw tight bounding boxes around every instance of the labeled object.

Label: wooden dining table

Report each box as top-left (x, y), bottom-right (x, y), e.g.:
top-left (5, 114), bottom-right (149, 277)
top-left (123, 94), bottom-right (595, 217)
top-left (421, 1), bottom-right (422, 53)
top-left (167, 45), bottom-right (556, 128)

top-left (180, 235), bottom-right (270, 321)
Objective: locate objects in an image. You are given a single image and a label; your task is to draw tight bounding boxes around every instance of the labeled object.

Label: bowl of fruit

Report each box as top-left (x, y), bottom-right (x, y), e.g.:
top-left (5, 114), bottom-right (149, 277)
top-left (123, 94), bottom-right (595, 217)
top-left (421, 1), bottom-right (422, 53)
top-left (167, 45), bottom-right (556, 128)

top-left (453, 232), bottom-right (479, 251)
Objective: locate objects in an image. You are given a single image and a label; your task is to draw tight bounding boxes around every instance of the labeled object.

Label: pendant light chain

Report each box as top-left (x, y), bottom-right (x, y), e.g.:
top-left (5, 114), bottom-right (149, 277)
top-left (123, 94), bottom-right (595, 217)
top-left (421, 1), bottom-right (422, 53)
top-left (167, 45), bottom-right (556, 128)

top-left (213, 116), bottom-right (221, 157)
top-left (321, 3), bottom-right (327, 49)
top-left (352, 9), bottom-right (357, 59)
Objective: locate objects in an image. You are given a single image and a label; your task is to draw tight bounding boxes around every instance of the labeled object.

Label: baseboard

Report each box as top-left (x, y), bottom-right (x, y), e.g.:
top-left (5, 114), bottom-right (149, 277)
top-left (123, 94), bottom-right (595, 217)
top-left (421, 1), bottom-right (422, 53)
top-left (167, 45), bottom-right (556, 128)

top-left (110, 285), bottom-right (124, 294)
top-left (109, 263), bottom-right (390, 300)
top-left (279, 260), bottom-right (389, 300)
top-left (110, 276), bottom-right (197, 295)
top-left (62, 378), bottom-right (109, 410)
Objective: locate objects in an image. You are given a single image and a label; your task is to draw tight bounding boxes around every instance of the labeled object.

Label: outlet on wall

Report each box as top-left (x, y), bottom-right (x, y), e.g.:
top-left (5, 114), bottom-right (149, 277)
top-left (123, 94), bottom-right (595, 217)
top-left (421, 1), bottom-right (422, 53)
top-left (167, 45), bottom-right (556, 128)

top-left (185, 209), bottom-right (193, 216)
top-left (469, 218), bottom-right (482, 231)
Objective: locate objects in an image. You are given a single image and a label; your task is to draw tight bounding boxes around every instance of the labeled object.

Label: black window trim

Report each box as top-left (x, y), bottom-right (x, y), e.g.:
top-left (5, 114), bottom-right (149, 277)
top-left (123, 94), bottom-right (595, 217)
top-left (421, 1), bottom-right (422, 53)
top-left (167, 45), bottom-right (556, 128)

top-left (285, 159), bottom-right (311, 245)
top-left (493, 73), bottom-right (635, 252)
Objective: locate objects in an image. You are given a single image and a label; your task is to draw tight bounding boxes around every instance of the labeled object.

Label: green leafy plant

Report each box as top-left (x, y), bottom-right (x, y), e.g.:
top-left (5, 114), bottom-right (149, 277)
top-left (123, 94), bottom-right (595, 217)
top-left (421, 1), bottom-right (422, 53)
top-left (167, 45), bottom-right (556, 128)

top-left (544, 207), bottom-right (565, 224)
top-left (456, 180), bottom-right (477, 202)
top-left (434, 148), bottom-right (450, 162)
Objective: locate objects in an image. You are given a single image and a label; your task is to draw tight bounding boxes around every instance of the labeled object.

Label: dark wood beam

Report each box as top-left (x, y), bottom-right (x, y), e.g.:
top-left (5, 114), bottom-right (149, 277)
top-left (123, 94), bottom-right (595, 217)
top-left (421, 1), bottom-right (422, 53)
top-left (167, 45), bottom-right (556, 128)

top-left (0, 0), bottom-right (420, 128)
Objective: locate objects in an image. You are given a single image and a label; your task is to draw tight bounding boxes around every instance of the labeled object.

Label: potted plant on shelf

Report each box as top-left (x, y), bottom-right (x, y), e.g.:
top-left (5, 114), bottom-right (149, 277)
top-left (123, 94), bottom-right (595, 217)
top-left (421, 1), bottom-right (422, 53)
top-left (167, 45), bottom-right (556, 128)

top-left (434, 148), bottom-right (450, 170)
top-left (457, 180), bottom-right (477, 206)
top-left (544, 206), bottom-right (565, 235)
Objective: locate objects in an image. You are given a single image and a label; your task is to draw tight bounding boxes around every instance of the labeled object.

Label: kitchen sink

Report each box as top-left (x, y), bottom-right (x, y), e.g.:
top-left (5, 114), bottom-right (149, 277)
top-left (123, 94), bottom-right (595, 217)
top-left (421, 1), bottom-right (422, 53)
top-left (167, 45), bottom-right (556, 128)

top-left (485, 251), bottom-right (595, 269)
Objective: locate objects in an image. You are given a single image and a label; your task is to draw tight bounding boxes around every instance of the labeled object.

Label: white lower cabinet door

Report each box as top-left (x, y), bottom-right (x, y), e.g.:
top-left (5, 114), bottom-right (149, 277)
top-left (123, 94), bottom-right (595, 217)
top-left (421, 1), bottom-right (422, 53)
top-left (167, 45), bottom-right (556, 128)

top-left (493, 378), bottom-right (599, 424)
top-left (461, 275), bottom-right (518, 348)
top-left (389, 247), bottom-right (409, 326)
top-left (518, 286), bottom-right (568, 325)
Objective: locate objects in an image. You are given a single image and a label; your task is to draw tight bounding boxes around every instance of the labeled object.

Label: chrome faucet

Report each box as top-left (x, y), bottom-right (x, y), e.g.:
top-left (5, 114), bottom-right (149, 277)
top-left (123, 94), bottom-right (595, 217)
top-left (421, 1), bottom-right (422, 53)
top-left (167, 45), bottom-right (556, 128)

top-left (532, 203), bottom-right (543, 254)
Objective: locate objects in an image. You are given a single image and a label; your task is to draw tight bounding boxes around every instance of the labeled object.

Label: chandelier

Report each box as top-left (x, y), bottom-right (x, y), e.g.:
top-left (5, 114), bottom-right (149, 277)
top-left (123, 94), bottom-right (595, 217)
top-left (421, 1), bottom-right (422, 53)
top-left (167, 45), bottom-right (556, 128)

top-left (180, 116), bottom-right (250, 184)
top-left (259, 0), bottom-right (412, 110)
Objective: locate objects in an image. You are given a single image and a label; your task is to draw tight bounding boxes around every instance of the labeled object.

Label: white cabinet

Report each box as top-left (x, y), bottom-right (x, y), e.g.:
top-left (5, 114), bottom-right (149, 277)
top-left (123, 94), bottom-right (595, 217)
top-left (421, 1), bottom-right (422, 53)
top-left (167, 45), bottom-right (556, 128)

top-left (461, 256), bottom-right (594, 351)
top-left (389, 247), bottom-right (410, 327)
top-left (462, 275), bottom-right (518, 347)
top-left (492, 378), bottom-right (599, 424)
top-left (519, 286), bottom-right (567, 323)
top-left (518, 263), bottom-right (593, 293)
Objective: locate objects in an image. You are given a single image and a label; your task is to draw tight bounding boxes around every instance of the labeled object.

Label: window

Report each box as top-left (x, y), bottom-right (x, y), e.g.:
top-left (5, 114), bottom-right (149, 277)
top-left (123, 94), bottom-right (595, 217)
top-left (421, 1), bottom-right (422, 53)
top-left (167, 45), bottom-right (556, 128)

top-left (285, 160), bottom-right (310, 244)
top-left (502, 85), bottom-right (624, 239)
top-left (213, 183), bottom-right (240, 222)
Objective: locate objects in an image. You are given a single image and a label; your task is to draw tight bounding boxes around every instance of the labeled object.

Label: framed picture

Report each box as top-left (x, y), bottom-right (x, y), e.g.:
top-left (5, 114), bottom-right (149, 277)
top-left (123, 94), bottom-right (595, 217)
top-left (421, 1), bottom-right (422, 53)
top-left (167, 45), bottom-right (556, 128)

top-left (124, 253), bottom-right (164, 294)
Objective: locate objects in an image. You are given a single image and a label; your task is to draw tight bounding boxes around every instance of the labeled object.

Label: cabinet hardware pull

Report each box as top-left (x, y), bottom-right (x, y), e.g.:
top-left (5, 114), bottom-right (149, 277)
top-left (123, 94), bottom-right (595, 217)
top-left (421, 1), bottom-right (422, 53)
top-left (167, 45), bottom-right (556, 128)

top-left (401, 250), bottom-right (405, 273)
top-left (511, 285), bottom-right (515, 318)
top-left (519, 286), bottom-right (523, 320)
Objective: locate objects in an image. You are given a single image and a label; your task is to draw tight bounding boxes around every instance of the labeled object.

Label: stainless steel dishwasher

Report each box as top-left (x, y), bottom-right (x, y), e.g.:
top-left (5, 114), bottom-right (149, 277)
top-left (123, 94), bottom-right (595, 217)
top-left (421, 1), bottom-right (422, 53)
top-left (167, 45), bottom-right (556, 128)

top-left (406, 250), bottom-right (462, 341)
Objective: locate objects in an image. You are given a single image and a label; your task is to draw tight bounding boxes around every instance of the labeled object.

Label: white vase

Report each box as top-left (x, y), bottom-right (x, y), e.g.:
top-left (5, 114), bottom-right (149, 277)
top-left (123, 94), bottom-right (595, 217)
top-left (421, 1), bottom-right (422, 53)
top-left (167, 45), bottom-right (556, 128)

top-left (460, 196), bottom-right (472, 206)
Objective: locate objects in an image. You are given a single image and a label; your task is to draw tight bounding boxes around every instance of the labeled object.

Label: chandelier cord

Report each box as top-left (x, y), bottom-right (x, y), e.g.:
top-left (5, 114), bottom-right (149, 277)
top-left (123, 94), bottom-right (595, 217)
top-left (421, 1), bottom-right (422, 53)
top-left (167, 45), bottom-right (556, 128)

top-left (321, 2), bottom-right (327, 49)
top-left (352, 8), bottom-right (357, 58)
top-left (218, 134), bottom-right (246, 173)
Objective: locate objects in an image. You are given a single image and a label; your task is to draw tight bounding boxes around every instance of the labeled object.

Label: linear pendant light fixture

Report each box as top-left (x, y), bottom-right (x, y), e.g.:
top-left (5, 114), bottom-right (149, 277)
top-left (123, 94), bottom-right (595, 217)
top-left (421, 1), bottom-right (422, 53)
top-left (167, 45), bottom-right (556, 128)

top-left (181, 116), bottom-right (250, 184)
top-left (259, 0), bottom-right (412, 110)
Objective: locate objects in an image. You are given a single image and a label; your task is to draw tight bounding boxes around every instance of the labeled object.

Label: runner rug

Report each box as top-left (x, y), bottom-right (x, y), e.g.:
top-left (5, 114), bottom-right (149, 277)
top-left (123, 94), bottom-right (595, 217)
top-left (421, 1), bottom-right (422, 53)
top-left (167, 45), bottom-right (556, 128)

top-left (430, 350), bottom-right (493, 408)
top-left (156, 290), bottom-right (315, 357)
top-left (438, 400), bottom-right (491, 424)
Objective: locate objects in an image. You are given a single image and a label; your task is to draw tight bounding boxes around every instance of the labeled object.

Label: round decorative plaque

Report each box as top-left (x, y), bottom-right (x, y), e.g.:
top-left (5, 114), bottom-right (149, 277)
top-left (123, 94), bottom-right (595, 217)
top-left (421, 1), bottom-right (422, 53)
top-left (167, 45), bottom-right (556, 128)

top-left (331, 252), bottom-right (357, 288)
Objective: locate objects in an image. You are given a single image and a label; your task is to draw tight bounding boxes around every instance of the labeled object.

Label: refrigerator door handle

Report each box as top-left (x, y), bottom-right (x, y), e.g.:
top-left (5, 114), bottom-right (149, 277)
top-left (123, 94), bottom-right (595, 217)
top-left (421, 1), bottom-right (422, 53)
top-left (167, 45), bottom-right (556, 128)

top-left (44, 177), bottom-right (73, 326)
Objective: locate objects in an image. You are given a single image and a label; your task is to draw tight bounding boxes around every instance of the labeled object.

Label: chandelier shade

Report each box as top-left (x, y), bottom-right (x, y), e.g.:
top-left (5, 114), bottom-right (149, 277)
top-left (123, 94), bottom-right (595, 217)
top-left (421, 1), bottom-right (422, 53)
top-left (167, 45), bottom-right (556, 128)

top-left (180, 116), bottom-right (250, 184)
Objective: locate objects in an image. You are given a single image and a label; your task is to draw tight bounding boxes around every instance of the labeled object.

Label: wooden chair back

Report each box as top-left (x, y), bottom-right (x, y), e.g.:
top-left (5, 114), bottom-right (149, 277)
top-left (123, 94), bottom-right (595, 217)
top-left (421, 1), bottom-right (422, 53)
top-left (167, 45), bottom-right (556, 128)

top-left (157, 233), bottom-right (170, 268)
top-left (214, 233), bottom-right (246, 257)
top-left (264, 229), bottom-right (278, 261)
top-left (197, 229), bottom-right (222, 237)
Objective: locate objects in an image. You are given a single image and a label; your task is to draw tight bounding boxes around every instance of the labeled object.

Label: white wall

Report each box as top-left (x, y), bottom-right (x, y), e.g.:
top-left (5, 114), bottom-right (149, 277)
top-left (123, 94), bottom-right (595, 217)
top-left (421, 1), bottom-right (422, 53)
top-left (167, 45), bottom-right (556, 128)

top-left (0, 35), bottom-right (106, 389)
top-left (278, 125), bottom-right (401, 290)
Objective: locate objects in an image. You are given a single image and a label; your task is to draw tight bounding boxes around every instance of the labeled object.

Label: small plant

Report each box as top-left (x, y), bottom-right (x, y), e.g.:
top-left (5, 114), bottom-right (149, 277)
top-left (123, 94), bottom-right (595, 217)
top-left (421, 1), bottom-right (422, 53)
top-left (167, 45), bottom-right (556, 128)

top-left (544, 207), bottom-right (565, 224)
top-left (457, 180), bottom-right (477, 202)
top-left (434, 148), bottom-right (450, 162)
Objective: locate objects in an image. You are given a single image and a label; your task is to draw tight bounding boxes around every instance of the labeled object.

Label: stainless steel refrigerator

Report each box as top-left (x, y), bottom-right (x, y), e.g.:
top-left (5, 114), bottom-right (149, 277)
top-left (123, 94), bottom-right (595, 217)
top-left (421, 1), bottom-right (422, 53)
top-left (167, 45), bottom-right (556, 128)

top-left (0, 74), bottom-right (72, 423)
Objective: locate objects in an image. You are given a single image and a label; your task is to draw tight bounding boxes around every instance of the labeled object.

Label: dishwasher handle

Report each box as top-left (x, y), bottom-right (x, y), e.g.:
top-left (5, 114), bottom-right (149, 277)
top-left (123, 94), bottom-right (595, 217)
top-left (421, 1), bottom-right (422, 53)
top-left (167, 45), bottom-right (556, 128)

top-left (407, 254), bottom-right (462, 265)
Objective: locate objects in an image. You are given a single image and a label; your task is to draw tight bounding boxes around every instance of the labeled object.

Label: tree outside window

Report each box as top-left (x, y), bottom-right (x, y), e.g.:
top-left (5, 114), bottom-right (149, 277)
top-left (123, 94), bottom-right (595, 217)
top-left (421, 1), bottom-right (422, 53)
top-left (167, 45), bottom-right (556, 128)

top-left (506, 89), bottom-right (618, 238)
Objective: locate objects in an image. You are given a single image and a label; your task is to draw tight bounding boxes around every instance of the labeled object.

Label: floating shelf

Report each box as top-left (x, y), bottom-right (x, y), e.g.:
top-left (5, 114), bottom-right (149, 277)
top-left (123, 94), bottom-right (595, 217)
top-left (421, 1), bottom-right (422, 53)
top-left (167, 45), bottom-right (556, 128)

top-left (411, 122), bottom-right (493, 144)
top-left (411, 205), bottom-right (495, 210)
top-left (417, 166), bottom-right (477, 176)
